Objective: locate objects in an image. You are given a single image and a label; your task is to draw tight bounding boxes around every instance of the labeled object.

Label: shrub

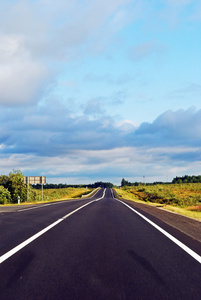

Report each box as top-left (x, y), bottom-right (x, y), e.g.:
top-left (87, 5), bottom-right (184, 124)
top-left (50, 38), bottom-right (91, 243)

top-left (0, 186), bottom-right (11, 204)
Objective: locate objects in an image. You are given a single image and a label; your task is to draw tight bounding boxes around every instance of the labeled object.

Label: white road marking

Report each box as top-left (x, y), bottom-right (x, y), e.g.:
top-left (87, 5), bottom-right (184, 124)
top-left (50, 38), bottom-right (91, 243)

top-left (111, 190), bottom-right (201, 264)
top-left (0, 189), bottom-right (105, 264)
top-left (0, 219), bottom-right (63, 264)
top-left (18, 188), bottom-right (101, 212)
top-left (18, 201), bottom-right (66, 212)
top-left (62, 190), bottom-right (105, 219)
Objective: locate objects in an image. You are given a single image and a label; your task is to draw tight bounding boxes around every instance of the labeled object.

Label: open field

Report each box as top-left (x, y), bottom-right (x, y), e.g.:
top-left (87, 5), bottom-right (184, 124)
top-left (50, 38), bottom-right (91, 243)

top-left (31, 187), bottom-right (94, 203)
top-left (115, 183), bottom-right (201, 220)
top-left (0, 187), bottom-right (94, 206)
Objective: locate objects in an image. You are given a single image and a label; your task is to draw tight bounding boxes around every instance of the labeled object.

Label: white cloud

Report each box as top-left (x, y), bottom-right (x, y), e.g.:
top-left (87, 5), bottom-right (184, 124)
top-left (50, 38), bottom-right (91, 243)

top-left (1, 105), bottom-right (201, 158)
top-left (0, 0), bottom-right (133, 60)
top-left (1, 105), bottom-right (201, 184)
top-left (0, 0), bottom-right (134, 106)
top-left (1, 144), bottom-right (201, 184)
top-left (0, 34), bottom-right (51, 105)
top-left (116, 120), bottom-right (137, 132)
top-left (0, 1), bottom-right (200, 184)
top-left (134, 108), bottom-right (201, 146)
top-left (0, 61), bottom-right (49, 106)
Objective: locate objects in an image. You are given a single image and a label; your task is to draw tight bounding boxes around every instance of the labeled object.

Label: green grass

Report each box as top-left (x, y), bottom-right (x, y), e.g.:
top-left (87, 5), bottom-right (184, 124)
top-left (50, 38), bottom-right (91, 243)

top-left (115, 184), bottom-right (201, 220)
top-left (161, 205), bottom-right (201, 220)
top-left (26, 187), bottom-right (94, 203)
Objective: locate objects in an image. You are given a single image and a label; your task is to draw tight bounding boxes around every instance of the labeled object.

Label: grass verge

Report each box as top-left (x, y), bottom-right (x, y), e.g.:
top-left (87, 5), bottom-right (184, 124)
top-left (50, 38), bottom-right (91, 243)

top-left (0, 187), bottom-right (94, 206)
top-left (32, 187), bottom-right (94, 203)
top-left (115, 185), bottom-right (201, 221)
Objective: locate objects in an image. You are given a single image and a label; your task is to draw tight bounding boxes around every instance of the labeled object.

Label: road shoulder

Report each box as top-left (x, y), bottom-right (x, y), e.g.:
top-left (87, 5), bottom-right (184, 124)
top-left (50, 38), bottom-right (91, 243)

top-left (121, 198), bottom-right (201, 243)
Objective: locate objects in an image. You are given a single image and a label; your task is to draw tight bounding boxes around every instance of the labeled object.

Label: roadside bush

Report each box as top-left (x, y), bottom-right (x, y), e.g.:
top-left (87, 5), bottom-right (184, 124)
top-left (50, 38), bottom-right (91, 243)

top-left (120, 183), bottom-right (201, 207)
top-left (0, 170), bottom-right (37, 203)
top-left (0, 186), bottom-right (11, 204)
top-left (6, 170), bottom-right (27, 203)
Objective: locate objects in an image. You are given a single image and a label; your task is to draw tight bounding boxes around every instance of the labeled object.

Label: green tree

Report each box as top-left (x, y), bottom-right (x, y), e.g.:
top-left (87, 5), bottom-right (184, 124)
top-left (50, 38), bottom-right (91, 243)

top-left (0, 175), bottom-right (9, 186)
top-left (121, 178), bottom-right (127, 187)
top-left (0, 170), bottom-right (37, 203)
top-left (7, 170), bottom-right (27, 203)
top-left (0, 186), bottom-right (11, 204)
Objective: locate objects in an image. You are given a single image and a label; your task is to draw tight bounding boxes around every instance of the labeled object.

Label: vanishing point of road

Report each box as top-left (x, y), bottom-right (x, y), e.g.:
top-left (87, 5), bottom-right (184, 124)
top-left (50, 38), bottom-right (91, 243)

top-left (0, 188), bottom-right (201, 299)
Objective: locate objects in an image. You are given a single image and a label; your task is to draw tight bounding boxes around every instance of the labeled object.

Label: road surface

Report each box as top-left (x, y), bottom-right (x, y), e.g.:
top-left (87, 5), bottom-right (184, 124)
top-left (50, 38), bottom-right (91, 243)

top-left (0, 188), bottom-right (201, 299)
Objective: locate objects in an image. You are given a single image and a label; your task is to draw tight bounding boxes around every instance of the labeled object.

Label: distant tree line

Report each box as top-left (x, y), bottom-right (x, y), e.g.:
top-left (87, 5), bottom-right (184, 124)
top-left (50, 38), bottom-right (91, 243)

top-left (121, 175), bottom-right (201, 187)
top-left (33, 181), bottom-right (114, 189)
top-left (121, 178), bottom-right (141, 187)
top-left (121, 178), bottom-right (163, 187)
top-left (172, 175), bottom-right (201, 184)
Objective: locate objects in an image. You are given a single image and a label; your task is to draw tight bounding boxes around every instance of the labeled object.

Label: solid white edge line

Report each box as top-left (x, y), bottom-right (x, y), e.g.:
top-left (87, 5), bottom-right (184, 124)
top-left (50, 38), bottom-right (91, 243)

top-left (62, 191), bottom-right (105, 219)
top-left (0, 189), bottom-right (106, 264)
top-left (0, 219), bottom-right (63, 264)
top-left (18, 201), bottom-right (66, 212)
top-left (111, 189), bottom-right (201, 264)
top-left (18, 188), bottom-right (102, 212)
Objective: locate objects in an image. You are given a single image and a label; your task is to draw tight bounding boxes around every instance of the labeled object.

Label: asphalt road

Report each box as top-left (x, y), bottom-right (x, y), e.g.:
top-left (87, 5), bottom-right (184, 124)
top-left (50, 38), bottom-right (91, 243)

top-left (0, 188), bottom-right (201, 299)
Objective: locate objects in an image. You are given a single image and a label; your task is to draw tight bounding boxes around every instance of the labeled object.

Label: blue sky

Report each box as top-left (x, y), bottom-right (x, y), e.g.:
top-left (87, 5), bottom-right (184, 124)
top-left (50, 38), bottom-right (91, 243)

top-left (0, 0), bottom-right (201, 185)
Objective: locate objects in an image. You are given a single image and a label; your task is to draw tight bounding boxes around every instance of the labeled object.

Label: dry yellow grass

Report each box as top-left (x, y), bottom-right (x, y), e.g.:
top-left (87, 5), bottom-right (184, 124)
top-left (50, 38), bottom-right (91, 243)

top-left (162, 205), bottom-right (201, 220)
top-left (28, 187), bottom-right (93, 203)
top-left (115, 185), bottom-right (201, 221)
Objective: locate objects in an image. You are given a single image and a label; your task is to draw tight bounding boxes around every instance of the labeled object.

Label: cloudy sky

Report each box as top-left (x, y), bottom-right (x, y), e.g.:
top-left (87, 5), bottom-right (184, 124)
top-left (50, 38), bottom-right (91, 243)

top-left (0, 0), bottom-right (201, 185)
